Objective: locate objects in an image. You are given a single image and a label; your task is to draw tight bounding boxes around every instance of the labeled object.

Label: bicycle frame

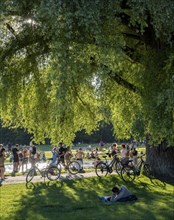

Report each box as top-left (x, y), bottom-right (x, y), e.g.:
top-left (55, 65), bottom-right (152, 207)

top-left (102, 154), bottom-right (119, 171)
top-left (30, 160), bottom-right (53, 176)
top-left (134, 154), bottom-right (147, 175)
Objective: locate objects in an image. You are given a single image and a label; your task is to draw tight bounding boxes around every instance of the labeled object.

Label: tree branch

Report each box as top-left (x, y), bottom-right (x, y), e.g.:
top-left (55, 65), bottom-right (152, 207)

top-left (6, 23), bottom-right (17, 39)
top-left (102, 64), bottom-right (140, 94)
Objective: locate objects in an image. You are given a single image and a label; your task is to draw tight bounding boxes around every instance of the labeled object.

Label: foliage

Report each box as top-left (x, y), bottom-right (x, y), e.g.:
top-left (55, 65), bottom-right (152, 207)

top-left (0, 175), bottom-right (173, 220)
top-left (0, 0), bottom-right (174, 145)
top-left (0, 122), bottom-right (31, 145)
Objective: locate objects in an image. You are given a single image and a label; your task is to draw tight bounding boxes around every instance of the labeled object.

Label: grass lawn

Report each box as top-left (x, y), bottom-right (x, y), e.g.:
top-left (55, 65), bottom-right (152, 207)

top-left (0, 175), bottom-right (173, 220)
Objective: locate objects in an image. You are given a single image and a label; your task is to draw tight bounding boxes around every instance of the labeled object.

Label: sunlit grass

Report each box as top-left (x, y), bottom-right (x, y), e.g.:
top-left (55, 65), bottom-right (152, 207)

top-left (0, 175), bottom-right (173, 220)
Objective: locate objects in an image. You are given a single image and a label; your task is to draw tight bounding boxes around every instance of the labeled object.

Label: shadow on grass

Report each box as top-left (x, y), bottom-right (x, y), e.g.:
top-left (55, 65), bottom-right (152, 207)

top-left (11, 175), bottom-right (174, 220)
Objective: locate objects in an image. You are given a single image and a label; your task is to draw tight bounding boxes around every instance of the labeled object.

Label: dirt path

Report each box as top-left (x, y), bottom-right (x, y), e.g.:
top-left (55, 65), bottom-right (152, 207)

top-left (1, 171), bottom-right (97, 185)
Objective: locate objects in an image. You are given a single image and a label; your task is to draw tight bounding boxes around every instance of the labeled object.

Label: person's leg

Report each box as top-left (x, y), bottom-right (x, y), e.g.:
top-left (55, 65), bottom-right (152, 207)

top-left (25, 159), bottom-right (28, 170)
top-left (1, 167), bottom-right (5, 179)
top-left (0, 168), bottom-right (2, 179)
top-left (77, 159), bottom-right (83, 170)
top-left (98, 196), bottom-right (111, 202)
top-left (13, 162), bottom-right (15, 172)
top-left (21, 162), bottom-right (24, 173)
top-left (17, 162), bottom-right (19, 172)
top-left (18, 161), bottom-right (21, 172)
top-left (14, 162), bottom-right (17, 172)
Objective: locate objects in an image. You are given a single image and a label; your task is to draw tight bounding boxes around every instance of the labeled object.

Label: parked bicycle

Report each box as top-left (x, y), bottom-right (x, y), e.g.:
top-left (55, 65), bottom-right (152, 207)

top-left (121, 153), bottom-right (154, 182)
top-left (26, 159), bottom-right (61, 183)
top-left (95, 154), bottom-right (122, 177)
top-left (57, 157), bottom-right (80, 175)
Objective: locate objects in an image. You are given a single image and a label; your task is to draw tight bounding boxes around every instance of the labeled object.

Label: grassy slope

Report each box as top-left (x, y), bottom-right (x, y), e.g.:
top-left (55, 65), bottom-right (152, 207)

top-left (0, 175), bottom-right (173, 220)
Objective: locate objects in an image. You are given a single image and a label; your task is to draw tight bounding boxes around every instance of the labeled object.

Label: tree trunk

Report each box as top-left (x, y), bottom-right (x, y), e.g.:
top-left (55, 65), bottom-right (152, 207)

top-left (146, 141), bottom-right (174, 179)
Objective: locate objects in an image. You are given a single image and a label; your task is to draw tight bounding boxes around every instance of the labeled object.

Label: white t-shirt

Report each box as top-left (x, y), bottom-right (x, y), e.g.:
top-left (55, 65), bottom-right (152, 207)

top-left (121, 148), bottom-right (127, 158)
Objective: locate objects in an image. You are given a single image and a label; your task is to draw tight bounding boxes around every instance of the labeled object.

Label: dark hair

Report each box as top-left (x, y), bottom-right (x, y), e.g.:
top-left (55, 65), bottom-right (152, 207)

top-left (112, 186), bottom-right (119, 193)
top-left (0, 148), bottom-right (5, 157)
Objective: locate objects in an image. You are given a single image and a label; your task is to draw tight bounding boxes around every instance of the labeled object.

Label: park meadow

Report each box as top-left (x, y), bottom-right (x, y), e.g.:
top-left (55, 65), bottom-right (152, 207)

top-left (0, 173), bottom-right (173, 220)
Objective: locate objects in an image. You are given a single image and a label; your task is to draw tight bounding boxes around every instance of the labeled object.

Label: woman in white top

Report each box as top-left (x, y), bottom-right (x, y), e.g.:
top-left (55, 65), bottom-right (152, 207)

top-left (121, 144), bottom-right (127, 159)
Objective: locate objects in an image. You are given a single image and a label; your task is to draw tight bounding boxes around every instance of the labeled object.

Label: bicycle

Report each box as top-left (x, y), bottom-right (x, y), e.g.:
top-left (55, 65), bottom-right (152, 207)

top-left (120, 154), bottom-right (154, 182)
top-left (57, 157), bottom-right (80, 175)
top-left (95, 154), bottom-right (122, 177)
top-left (26, 159), bottom-right (61, 183)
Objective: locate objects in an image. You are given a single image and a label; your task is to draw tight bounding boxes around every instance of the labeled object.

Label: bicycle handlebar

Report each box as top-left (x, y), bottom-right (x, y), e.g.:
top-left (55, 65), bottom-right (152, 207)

top-left (138, 153), bottom-right (146, 159)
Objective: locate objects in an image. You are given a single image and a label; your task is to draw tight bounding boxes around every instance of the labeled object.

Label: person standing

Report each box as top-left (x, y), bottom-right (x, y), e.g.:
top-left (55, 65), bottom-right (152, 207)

top-left (110, 143), bottom-right (118, 156)
top-left (57, 142), bottom-right (66, 165)
top-left (51, 146), bottom-right (58, 164)
top-left (18, 150), bottom-right (24, 172)
top-left (121, 144), bottom-right (128, 165)
top-left (22, 146), bottom-right (30, 171)
top-left (99, 140), bottom-right (104, 151)
top-left (75, 148), bottom-right (85, 170)
top-left (0, 145), bottom-right (6, 180)
top-left (12, 144), bottom-right (19, 173)
top-left (30, 145), bottom-right (37, 167)
top-left (64, 146), bottom-right (73, 167)
top-left (131, 147), bottom-right (138, 166)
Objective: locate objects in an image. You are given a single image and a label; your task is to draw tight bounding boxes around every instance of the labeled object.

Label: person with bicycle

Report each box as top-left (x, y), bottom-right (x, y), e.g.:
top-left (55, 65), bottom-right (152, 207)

top-left (121, 144), bottom-right (129, 165)
top-left (57, 142), bottom-right (66, 165)
top-left (64, 146), bottom-right (73, 167)
top-left (51, 146), bottom-right (58, 164)
top-left (110, 143), bottom-right (119, 157)
top-left (130, 147), bottom-right (138, 166)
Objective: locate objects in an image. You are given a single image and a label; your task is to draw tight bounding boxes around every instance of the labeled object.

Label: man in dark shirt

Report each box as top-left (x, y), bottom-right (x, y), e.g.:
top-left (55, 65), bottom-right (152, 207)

top-left (12, 144), bottom-right (19, 172)
top-left (58, 142), bottom-right (66, 165)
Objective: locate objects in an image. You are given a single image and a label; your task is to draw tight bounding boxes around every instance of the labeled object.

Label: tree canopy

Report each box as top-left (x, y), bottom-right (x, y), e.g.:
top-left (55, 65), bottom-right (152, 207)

top-left (0, 0), bottom-right (174, 145)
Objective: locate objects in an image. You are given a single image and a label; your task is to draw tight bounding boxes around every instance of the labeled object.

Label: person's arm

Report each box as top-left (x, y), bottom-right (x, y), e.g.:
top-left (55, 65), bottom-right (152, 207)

top-left (110, 193), bottom-right (118, 202)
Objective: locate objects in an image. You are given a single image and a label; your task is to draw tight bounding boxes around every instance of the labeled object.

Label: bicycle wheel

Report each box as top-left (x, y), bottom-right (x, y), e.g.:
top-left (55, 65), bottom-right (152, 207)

top-left (115, 161), bottom-right (122, 175)
top-left (95, 162), bottom-right (108, 177)
top-left (46, 166), bottom-right (61, 181)
top-left (68, 161), bottom-right (80, 174)
top-left (121, 166), bottom-right (136, 182)
top-left (26, 169), bottom-right (35, 183)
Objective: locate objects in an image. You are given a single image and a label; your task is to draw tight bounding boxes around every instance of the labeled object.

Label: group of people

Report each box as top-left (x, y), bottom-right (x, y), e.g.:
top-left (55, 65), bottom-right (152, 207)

top-left (51, 142), bottom-right (85, 170)
top-left (0, 143), bottom-right (46, 178)
top-left (109, 143), bottom-right (138, 166)
top-left (97, 143), bottom-right (138, 203)
top-left (11, 144), bottom-right (41, 173)
top-left (92, 142), bottom-right (138, 168)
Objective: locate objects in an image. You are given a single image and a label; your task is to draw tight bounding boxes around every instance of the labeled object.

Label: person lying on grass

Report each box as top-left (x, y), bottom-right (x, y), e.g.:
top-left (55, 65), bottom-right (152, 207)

top-left (98, 185), bottom-right (137, 202)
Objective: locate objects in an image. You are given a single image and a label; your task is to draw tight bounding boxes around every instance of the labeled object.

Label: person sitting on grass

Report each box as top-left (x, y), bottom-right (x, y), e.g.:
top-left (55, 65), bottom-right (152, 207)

top-left (98, 185), bottom-right (137, 202)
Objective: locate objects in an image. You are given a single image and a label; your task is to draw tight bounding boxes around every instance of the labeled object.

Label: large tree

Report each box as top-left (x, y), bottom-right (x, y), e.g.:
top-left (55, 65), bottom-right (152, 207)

top-left (0, 0), bottom-right (174, 177)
